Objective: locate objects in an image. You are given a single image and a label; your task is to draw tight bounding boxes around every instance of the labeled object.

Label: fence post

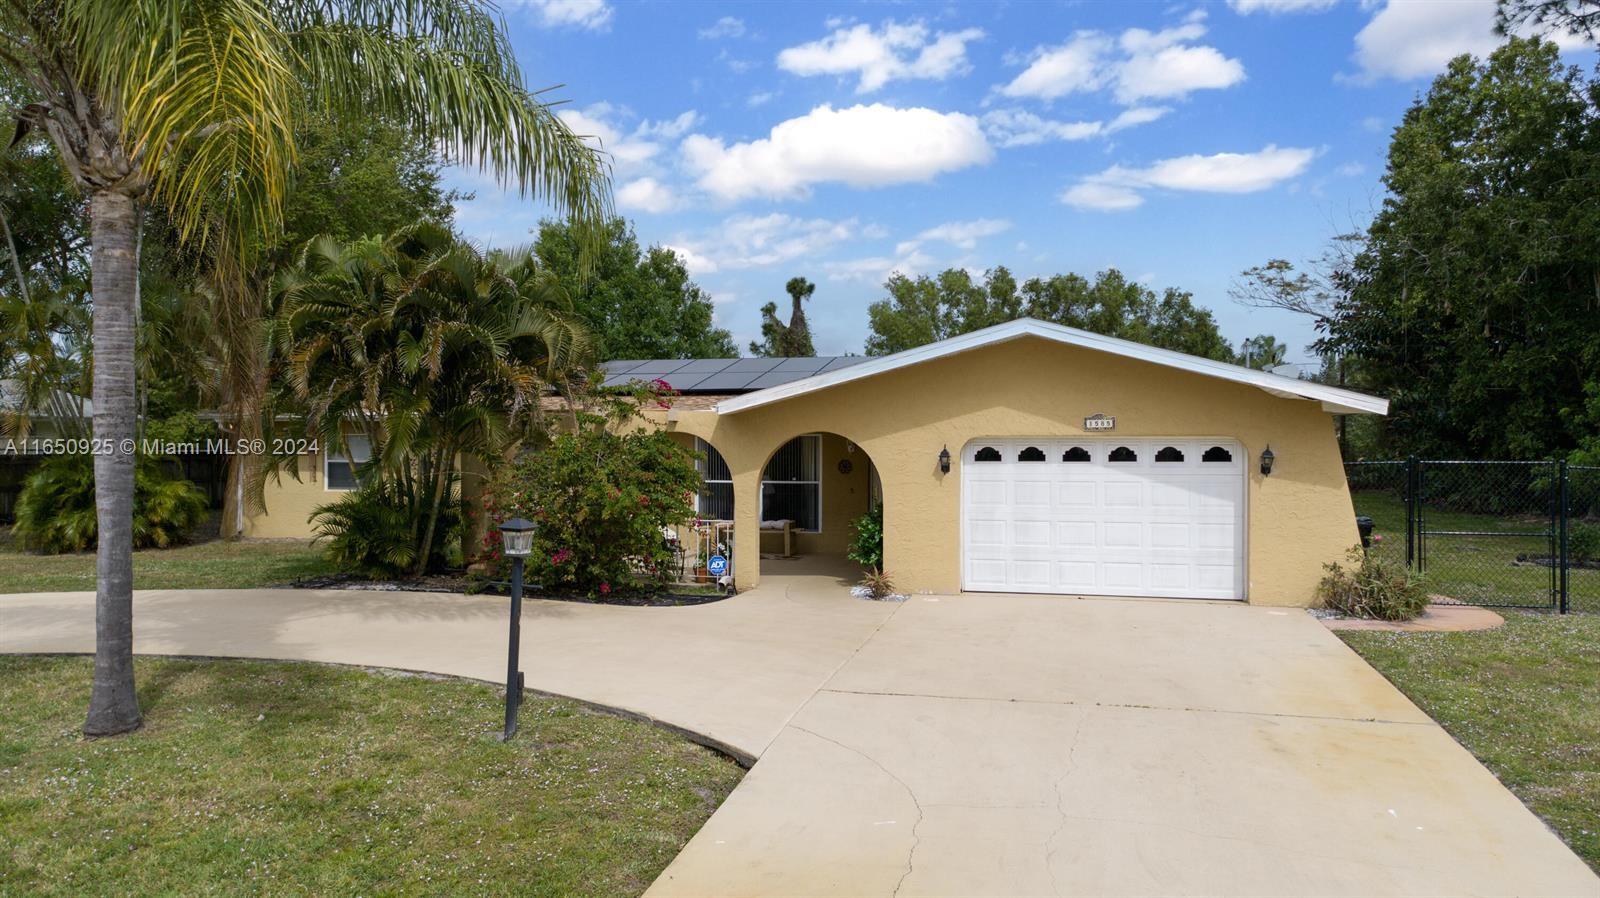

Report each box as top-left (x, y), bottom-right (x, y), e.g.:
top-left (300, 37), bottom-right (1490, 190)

top-left (1405, 455), bottom-right (1417, 569)
top-left (1559, 459), bottom-right (1569, 615)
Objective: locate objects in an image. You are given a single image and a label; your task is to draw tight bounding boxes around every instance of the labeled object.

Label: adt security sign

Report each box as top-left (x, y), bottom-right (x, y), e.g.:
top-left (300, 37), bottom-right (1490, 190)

top-left (707, 555), bottom-right (728, 577)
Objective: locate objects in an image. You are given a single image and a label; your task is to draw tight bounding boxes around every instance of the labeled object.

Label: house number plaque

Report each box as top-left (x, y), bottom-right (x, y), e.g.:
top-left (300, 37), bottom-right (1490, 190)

top-left (1084, 414), bottom-right (1116, 431)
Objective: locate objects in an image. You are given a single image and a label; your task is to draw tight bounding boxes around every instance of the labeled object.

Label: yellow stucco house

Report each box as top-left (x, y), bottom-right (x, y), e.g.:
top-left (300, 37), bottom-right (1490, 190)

top-left (240, 318), bottom-right (1387, 606)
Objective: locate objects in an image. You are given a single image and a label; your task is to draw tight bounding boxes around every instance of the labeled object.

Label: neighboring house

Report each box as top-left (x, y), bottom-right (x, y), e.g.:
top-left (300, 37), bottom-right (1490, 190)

top-left (0, 377), bottom-right (92, 438)
top-left (242, 318), bottom-right (1386, 606)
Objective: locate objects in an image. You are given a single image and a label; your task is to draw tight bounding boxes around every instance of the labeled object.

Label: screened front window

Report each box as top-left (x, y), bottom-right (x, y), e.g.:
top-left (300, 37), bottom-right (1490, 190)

top-left (761, 435), bottom-right (821, 531)
top-left (695, 437), bottom-right (734, 521)
top-left (325, 435), bottom-right (372, 491)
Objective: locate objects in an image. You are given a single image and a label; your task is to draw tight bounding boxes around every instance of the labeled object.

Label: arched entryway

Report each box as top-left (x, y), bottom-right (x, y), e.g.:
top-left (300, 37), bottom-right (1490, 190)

top-left (755, 432), bottom-right (881, 585)
top-left (666, 432), bottom-right (736, 587)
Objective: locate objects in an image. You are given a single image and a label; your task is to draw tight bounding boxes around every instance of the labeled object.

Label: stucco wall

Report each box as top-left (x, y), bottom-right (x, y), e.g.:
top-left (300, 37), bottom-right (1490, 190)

top-left (242, 451), bottom-right (333, 539)
top-left (657, 335), bottom-right (1360, 606)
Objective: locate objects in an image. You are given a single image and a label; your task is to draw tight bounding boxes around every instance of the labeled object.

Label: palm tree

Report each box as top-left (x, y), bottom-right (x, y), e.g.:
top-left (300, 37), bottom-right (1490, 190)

top-left (0, 0), bottom-right (609, 736)
top-left (277, 224), bottom-right (593, 575)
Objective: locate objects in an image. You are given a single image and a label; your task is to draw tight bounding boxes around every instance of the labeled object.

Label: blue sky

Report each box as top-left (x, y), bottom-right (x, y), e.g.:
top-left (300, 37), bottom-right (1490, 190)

top-left (446, 0), bottom-right (1594, 365)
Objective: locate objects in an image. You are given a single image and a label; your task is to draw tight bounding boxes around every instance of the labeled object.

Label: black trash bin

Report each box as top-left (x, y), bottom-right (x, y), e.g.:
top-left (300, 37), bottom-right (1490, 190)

top-left (1355, 515), bottom-right (1374, 548)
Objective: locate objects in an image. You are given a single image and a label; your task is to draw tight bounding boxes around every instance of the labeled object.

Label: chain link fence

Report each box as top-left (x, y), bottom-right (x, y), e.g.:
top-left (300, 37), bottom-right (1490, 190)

top-left (1346, 459), bottom-right (1596, 612)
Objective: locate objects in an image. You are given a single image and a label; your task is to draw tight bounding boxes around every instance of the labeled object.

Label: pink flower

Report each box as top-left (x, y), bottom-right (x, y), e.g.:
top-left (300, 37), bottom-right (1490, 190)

top-left (551, 548), bottom-right (572, 565)
top-left (1372, 534), bottom-right (1384, 543)
top-left (599, 582), bottom-right (611, 594)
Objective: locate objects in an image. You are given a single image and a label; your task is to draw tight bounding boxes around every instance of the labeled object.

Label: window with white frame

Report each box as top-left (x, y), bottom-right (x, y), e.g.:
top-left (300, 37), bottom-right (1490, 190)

top-left (694, 437), bottom-right (734, 521)
top-left (761, 435), bottom-right (821, 531)
top-left (324, 435), bottom-right (372, 491)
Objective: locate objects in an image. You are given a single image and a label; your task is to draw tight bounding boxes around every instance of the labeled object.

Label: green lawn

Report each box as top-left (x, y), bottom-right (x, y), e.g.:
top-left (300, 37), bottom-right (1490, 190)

top-left (1340, 613), bottom-right (1600, 872)
top-left (1350, 491), bottom-right (1599, 611)
top-left (0, 527), bottom-right (337, 592)
top-left (0, 656), bottom-right (741, 897)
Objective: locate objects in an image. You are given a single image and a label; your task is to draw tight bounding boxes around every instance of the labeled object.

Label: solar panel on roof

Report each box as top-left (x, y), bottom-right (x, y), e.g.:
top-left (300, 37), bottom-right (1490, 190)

top-left (602, 360), bottom-right (644, 373)
top-left (821, 356), bottom-right (869, 371)
top-left (744, 370), bottom-right (817, 389)
top-left (663, 372), bottom-right (716, 391)
top-left (674, 358), bottom-right (739, 373)
top-left (725, 358), bottom-right (783, 372)
top-left (774, 357), bottom-right (826, 372)
top-left (692, 371), bottom-right (761, 391)
top-left (601, 373), bottom-right (647, 388)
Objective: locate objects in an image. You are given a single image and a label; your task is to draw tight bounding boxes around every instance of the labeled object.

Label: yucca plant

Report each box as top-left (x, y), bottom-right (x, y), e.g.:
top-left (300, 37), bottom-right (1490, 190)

top-left (13, 454), bottom-right (207, 553)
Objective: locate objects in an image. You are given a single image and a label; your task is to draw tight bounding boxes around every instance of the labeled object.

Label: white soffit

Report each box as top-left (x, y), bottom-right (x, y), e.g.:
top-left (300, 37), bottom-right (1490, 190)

top-left (715, 318), bottom-right (1388, 416)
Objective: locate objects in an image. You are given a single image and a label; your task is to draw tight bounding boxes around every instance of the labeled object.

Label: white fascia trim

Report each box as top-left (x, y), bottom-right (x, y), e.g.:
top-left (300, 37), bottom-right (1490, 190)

top-left (715, 318), bottom-right (1389, 416)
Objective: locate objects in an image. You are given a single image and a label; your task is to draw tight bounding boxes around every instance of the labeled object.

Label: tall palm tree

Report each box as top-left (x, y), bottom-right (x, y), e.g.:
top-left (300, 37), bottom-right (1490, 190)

top-left (0, 0), bottom-right (610, 736)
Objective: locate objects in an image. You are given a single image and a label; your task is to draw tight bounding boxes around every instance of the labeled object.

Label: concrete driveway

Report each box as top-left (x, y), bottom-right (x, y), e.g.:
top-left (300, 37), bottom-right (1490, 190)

top-left (3, 571), bottom-right (1595, 896)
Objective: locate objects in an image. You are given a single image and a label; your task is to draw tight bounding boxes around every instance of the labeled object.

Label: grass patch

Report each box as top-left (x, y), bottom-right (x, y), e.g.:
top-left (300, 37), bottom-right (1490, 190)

top-left (1350, 491), bottom-right (1599, 611)
top-left (0, 527), bottom-right (337, 593)
top-left (0, 656), bottom-right (741, 896)
top-left (1340, 613), bottom-right (1600, 872)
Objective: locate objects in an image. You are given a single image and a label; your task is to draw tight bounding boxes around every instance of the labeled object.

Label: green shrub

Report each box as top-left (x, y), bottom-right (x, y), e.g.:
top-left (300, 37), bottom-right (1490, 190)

top-left (1317, 546), bottom-right (1430, 621)
top-left (12, 454), bottom-right (208, 553)
top-left (846, 503), bottom-right (884, 571)
top-left (1569, 521), bottom-right (1600, 564)
top-left (310, 480), bottom-right (459, 579)
top-left (483, 424), bottom-right (700, 595)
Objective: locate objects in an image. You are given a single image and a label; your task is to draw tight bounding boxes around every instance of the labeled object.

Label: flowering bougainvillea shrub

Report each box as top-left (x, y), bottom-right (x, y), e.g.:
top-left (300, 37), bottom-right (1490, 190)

top-left (482, 381), bottom-right (700, 594)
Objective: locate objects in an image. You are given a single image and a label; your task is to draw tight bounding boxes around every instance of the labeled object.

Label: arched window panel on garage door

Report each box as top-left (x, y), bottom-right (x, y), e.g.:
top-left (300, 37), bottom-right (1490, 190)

top-left (973, 446), bottom-right (1002, 462)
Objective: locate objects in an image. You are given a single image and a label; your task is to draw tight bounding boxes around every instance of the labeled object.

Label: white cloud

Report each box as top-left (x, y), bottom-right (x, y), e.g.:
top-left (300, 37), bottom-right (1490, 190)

top-left (824, 249), bottom-right (935, 284)
top-left (1335, 161), bottom-right (1366, 177)
top-left (1062, 144), bottom-right (1317, 210)
top-left (1228, 0), bottom-right (1338, 13)
top-left (997, 32), bottom-right (1111, 100)
top-left (777, 20), bottom-right (985, 93)
top-left (698, 16), bottom-right (746, 39)
top-left (896, 218), bottom-right (1011, 255)
top-left (669, 214), bottom-right (862, 275)
top-left (513, 0), bottom-right (611, 30)
top-left (1000, 17), bottom-right (1244, 104)
top-left (1361, 115), bottom-right (1387, 133)
top-left (681, 103), bottom-right (993, 202)
top-left (1350, 0), bottom-right (1588, 82)
top-left (747, 91), bottom-right (775, 107)
top-left (981, 105), bottom-right (1169, 147)
top-left (559, 104), bottom-right (698, 176)
top-left (616, 177), bottom-right (679, 214)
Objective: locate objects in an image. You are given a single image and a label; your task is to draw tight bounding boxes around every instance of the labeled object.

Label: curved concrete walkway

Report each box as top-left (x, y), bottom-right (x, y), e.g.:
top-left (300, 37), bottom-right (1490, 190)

top-left (4, 568), bottom-right (1596, 896)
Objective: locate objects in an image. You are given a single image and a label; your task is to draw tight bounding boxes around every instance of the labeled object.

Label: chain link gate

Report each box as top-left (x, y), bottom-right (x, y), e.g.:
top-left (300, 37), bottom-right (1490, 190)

top-left (1345, 459), bottom-right (1600, 611)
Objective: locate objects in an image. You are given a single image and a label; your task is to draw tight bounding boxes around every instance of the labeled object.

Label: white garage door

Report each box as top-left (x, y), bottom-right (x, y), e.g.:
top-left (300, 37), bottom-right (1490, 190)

top-left (961, 439), bottom-right (1245, 600)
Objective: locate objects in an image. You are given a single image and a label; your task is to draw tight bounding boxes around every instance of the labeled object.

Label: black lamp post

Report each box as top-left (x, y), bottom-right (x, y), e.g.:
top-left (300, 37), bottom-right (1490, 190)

top-left (1259, 445), bottom-right (1276, 477)
top-left (938, 445), bottom-right (951, 474)
top-left (498, 517), bottom-right (535, 741)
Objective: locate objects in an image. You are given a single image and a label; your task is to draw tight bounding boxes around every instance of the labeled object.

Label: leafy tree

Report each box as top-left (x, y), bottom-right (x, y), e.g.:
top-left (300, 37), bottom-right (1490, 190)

top-left (1496, 0), bottom-right (1600, 43)
top-left (0, 0), bottom-right (608, 736)
top-left (750, 277), bottom-right (817, 357)
top-left (1320, 38), bottom-right (1600, 460)
top-left (278, 223), bottom-right (595, 576)
top-left (534, 218), bottom-right (734, 360)
top-left (865, 266), bottom-right (1236, 361)
top-left (1236, 335), bottom-right (1288, 370)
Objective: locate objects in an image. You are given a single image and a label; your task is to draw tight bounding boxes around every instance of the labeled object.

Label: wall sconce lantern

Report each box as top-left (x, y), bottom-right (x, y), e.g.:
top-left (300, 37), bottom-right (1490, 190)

top-left (1259, 446), bottom-right (1276, 477)
top-left (938, 445), bottom-right (951, 474)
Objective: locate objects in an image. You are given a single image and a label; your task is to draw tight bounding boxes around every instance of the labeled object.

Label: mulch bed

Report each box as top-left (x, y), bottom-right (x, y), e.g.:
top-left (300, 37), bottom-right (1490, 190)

top-left (283, 572), bottom-right (731, 607)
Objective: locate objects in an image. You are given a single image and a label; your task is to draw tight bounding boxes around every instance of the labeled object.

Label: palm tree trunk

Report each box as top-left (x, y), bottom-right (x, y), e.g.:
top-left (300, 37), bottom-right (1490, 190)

top-left (414, 443), bottom-right (452, 576)
top-left (83, 190), bottom-right (142, 737)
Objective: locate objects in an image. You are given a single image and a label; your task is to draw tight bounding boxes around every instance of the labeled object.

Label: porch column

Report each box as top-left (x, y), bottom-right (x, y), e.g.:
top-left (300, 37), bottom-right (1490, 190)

top-left (732, 466), bottom-right (762, 590)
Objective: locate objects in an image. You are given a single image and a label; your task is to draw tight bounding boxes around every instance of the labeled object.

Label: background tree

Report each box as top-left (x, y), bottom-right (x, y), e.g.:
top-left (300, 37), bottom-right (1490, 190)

top-left (1320, 37), bottom-right (1600, 460)
top-left (866, 266), bottom-right (1238, 361)
top-left (1235, 335), bottom-right (1288, 370)
top-left (0, 0), bottom-right (608, 737)
top-left (750, 276), bottom-right (817, 357)
top-left (1496, 0), bottom-right (1600, 42)
top-left (534, 218), bottom-right (733, 359)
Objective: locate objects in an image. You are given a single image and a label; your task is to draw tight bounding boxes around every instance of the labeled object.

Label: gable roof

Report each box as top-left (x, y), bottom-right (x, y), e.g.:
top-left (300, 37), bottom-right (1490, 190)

top-left (714, 318), bottom-right (1388, 416)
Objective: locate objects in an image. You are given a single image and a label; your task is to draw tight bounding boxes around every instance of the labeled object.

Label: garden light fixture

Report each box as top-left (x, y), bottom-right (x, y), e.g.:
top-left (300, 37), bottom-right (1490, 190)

top-left (939, 445), bottom-right (951, 474)
top-left (498, 517), bottom-right (535, 740)
top-left (1259, 446), bottom-right (1275, 477)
